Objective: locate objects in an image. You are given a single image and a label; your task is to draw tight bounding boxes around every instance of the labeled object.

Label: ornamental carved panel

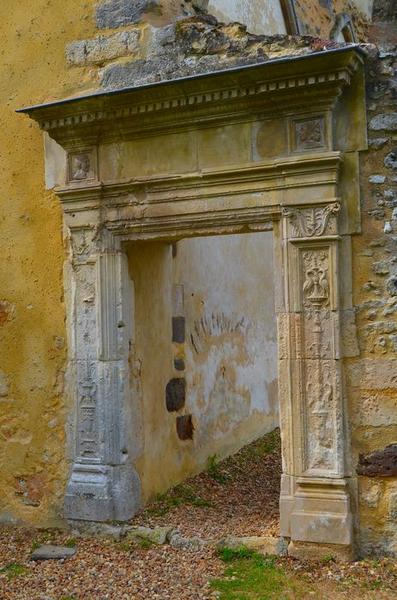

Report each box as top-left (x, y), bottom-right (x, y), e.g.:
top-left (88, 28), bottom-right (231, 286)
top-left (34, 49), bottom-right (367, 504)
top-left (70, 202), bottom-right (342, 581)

top-left (293, 116), bottom-right (326, 151)
top-left (68, 148), bottom-right (97, 183)
top-left (283, 203), bottom-right (340, 238)
top-left (77, 361), bottom-right (99, 460)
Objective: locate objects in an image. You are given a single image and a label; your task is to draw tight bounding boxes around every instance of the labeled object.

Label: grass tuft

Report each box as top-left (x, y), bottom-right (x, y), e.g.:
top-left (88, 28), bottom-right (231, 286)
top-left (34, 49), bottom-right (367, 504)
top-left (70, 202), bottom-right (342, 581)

top-left (207, 454), bottom-right (229, 484)
top-left (147, 483), bottom-right (212, 516)
top-left (0, 563), bottom-right (29, 580)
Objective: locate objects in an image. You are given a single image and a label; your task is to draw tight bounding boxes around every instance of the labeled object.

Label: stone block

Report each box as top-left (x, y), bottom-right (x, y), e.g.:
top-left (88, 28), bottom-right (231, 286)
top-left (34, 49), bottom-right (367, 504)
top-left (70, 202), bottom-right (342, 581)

top-left (369, 113), bottom-right (397, 132)
top-left (126, 526), bottom-right (174, 545)
top-left (384, 150), bottom-right (397, 170)
top-left (66, 30), bottom-right (141, 66)
top-left (218, 535), bottom-right (288, 556)
top-left (169, 531), bottom-right (207, 551)
top-left (389, 493), bottom-right (397, 519)
top-left (31, 545), bottom-right (76, 561)
top-left (96, 0), bottom-right (160, 29)
top-left (176, 415), bottom-right (194, 440)
top-left (288, 541), bottom-right (354, 562)
top-left (369, 175), bottom-right (386, 184)
top-left (357, 444), bottom-right (397, 477)
top-left (172, 316), bottom-right (185, 343)
top-left (347, 359), bottom-right (397, 389)
top-left (0, 370), bottom-right (9, 397)
top-left (166, 378), bottom-right (186, 412)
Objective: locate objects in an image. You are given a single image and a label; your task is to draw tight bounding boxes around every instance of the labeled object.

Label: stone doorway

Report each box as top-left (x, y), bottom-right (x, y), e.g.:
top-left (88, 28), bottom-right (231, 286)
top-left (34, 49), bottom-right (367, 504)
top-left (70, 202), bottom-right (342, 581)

top-left (20, 46), bottom-right (367, 558)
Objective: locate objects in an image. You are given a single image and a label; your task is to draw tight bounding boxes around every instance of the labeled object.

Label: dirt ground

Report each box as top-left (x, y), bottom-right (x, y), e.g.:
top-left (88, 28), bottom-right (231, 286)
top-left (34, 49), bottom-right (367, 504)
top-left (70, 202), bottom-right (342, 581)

top-left (0, 431), bottom-right (396, 600)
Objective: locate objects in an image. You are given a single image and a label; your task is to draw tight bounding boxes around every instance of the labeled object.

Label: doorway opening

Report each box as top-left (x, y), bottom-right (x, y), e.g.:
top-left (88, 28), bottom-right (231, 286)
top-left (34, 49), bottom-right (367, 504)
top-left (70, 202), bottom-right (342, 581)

top-left (126, 230), bottom-right (281, 534)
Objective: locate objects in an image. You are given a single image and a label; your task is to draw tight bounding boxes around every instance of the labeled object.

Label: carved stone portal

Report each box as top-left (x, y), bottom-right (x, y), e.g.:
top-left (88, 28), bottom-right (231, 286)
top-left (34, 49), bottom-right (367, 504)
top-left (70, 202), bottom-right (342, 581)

top-left (20, 47), bottom-right (366, 556)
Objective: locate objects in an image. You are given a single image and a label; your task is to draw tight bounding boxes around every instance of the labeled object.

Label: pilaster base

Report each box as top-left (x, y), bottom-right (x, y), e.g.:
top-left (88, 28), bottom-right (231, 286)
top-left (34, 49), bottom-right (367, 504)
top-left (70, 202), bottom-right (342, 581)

top-left (280, 476), bottom-right (354, 550)
top-left (288, 541), bottom-right (355, 562)
top-left (64, 463), bottom-right (141, 522)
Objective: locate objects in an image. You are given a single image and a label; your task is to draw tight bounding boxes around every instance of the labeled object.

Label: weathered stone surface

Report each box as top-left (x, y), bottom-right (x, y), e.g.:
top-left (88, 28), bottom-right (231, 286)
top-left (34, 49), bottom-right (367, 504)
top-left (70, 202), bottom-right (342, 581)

top-left (69, 522), bottom-right (130, 540)
top-left (30, 545), bottom-right (76, 561)
top-left (126, 526), bottom-right (174, 545)
top-left (174, 358), bottom-right (185, 371)
top-left (100, 16), bottom-right (324, 89)
top-left (66, 30), bottom-right (141, 66)
top-left (369, 175), bottom-right (386, 183)
top-left (369, 113), bottom-right (397, 131)
top-left (288, 541), bottom-right (354, 562)
top-left (172, 316), bottom-right (185, 343)
top-left (218, 535), bottom-right (288, 556)
top-left (169, 531), bottom-right (207, 551)
top-left (352, 391), bottom-right (397, 427)
top-left (0, 370), bottom-right (9, 397)
top-left (357, 445), bottom-right (397, 477)
top-left (368, 138), bottom-right (389, 149)
top-left (176, 415), bottom-right (194, 440)
top-left (96, 0), bottom-right (161, 29)
top-left (384, 150), bottom-right (397, 170)
top-left (348, 360), bottom-right (397, 389)
top-left (166, 378), bottom-right (186, 412)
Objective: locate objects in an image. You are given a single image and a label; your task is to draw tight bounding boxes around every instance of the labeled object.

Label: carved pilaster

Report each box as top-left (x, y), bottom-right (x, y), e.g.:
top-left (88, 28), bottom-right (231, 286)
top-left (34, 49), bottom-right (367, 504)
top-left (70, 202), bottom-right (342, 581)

top-left (64, 227), bottom-right (141, 522)
top-left (278, 202), bottom-right (353, 550)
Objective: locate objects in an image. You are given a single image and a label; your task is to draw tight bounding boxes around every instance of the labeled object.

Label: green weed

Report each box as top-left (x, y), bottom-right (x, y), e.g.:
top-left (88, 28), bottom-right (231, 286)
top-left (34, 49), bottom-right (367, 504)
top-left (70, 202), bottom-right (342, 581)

top-left (207, 454), bottom-right (229, 484)
top-left (211, 549), bottom-right (288, 600)
top-left (0, 563), bottom-right (29, 580)
top-left (147, 483), bottom-right (212, 516)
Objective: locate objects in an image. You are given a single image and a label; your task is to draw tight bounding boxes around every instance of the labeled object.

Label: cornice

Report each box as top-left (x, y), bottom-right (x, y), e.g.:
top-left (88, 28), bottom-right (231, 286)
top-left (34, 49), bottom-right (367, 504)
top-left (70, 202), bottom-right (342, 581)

top-left (18, 48), bottom-right (363, 146)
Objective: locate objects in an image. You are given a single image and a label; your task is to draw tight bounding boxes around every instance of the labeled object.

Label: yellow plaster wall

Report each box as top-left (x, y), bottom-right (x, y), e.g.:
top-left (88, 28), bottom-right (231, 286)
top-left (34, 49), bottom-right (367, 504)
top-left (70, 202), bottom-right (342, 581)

top-left (0, 1), bottom-right (99, 526)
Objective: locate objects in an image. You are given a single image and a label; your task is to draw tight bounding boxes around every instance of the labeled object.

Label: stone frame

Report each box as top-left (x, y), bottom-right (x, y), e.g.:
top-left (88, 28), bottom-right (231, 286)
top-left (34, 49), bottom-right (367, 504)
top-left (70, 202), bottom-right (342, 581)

top-left (19, 47), bottom-right (367, 558)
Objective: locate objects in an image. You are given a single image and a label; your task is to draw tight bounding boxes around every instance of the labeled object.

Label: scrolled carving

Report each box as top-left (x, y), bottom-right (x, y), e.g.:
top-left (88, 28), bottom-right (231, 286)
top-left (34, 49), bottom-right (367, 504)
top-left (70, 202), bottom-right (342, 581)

top-left (283, 202), bottom-right (340, 238)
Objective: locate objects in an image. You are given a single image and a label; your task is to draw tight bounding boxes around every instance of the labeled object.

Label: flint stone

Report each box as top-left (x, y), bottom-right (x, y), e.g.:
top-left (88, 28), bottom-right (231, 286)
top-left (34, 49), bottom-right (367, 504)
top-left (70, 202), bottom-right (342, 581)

top-left (368, 138), bottom-right (389, 149)
top-left (369, 175), bottom-right (386, 184)
top-left (30, 545), bottom-right (76, 561)
top-left (369, 113), bottom-right (397, 131)
top-left (96, 0), bottom-right (160, 29)
top-left (126, 526), bottom-right (174, 545)
top-left (384, 150), bottom-right (397, 170)
top-left (217, 535), bottom-right (288, 556)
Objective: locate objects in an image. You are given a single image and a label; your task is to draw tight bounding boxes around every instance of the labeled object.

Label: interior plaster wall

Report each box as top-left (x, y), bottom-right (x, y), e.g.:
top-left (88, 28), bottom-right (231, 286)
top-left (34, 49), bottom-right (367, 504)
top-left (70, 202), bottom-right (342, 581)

top-left (126, 234), bottom-right (278, 502)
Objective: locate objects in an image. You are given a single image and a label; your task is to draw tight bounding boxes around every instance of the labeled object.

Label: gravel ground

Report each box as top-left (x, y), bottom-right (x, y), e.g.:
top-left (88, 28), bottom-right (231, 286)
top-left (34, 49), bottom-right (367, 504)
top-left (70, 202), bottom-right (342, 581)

top-left (132, 428), bottom-right (282, 539)
top-left (0, 431), bottom-right (280, 600)
top-left (1, 430), bottom-right (396, 599)
top-left (0, 528), bottom-right (222, 599)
